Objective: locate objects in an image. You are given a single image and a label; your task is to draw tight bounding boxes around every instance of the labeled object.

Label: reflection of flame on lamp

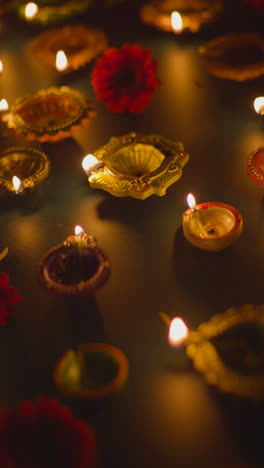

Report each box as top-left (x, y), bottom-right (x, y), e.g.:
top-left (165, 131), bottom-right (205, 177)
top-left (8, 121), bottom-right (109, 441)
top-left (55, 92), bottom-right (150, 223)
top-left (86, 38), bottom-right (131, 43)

top-left (254, 96), bottom-right (264, 116)
top-left (0, 99), bottom-right (8, 111)
top-left (187, 193), bottom-right (196, 211)
top-left (171, 11), bottom-right (183, 33)
top-left (82, 154), bottom-right (99, 174)
top-left (169, 317), bottom-right (189, 347)
top-left (12, 176), bottom-right (23, 194)
top-left (75, 225), bottom-right (85, 237)
top-left (25, 2), bottom-right (38, 19)
top-left (56, 50), bottom-right (68, 72)
top-left (0, 60), bottom-right (3, 73)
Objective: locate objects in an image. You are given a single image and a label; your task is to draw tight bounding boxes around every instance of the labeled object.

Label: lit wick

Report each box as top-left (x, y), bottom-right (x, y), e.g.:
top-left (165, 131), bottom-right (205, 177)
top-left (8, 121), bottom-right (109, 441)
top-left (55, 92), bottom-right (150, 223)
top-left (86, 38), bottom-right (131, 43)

top-left (254, 96), bottom-right (264, 116)
top-left (24, 2), bottom-right (38, 20)
top-left (0, 99), bottom-right (8, 112)
top-left (82, 154), bottom-right (100, 174)
top-left (0, 60), bottom-right (3, 73)
top-left (169, 317), bottom-right (189, 348)
top-left (171, 11), bottom-right (183, 33)
top-left (187, 192), bottom-right (196, 211)
top-left (75, 225), bottom-right (85, 238)
top-left (12, 176), bottom-right (23, 194)
top-left (56, 50), bottom-right (68, 72)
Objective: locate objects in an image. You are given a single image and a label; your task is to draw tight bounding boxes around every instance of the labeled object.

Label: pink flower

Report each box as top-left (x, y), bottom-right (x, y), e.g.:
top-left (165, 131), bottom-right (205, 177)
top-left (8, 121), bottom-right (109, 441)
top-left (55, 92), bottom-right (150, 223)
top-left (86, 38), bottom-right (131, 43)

top-left (0, 273), bottom-right (22, 325)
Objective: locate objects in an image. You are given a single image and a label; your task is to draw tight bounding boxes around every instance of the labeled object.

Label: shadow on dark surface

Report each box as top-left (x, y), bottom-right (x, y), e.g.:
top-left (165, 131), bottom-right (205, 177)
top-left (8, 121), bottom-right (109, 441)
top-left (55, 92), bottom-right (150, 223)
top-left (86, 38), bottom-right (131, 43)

top-left (64, 296), bottom-right (106, 345)
top-left (172, 227), bottom-right (263, 312)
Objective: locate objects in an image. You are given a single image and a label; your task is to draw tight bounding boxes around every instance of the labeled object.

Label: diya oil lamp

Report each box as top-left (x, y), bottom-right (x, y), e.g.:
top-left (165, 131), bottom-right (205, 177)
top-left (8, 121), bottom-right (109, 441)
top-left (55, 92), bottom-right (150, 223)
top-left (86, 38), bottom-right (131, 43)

top-left (1, 86), bottom-right (96, 143)
top-left (140, 0), bottom-right (224, 34)
top-left (39, 226), bottom-right (111, 297)
top-left (82, 132), bottom-right (189, 200)
top-left (0, 147), bottom-right (50, 197)
top-left (16, 0), bottom-right (93, 26)
top-left (182, 193), bottom-right (243, 251)
top-left (30, 25), bottom-right (108, 73)
top-left (247, 147), bottom-right (264, 187)
top-left (54, 343), bottom-right (129, 401)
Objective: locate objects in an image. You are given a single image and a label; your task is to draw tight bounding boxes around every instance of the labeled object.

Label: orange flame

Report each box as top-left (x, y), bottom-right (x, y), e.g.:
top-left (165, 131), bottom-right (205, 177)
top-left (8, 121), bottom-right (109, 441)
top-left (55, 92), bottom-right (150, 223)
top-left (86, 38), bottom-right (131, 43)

top-left (56, 50), bottom-right (68, 72)
top-left (169, 317), bottom-right (189, 347)
top-left (171, 11), bottom-right (183, 33)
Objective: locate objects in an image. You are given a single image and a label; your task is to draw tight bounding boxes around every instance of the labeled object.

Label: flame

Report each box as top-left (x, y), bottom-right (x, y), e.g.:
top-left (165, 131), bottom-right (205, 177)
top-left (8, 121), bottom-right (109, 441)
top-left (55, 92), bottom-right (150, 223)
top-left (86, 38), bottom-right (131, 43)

top-left (169, 317), bottom-right (189, 347)
top-left (171, 11), bottom-right (183, 33)
top-left (25, 2), bottom-right (38, 19)
top-left (75, 225), bottom-right (85, 237)
top-left (0, 99), bottom-right (8, 111)
top-left (254, 96), bottom-right (264, 116)
top-left (82, 154), bottom-right (99, 173)
top-left (0, 60), bottom-right (3, 73)
top-left (187, 193), bottom-right (196, 210)
top-left (12, 176), bottom-right (23, 194)
top-left (56, 50), bottom-right (68, 72)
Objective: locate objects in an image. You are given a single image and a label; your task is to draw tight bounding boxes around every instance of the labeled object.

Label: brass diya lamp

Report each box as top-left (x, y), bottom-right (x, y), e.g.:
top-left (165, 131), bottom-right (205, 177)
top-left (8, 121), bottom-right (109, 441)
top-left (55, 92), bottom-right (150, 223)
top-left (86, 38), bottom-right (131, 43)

top-left (82, 132), bottom-right (189, 200)
top-left (39, 226), bottom-right (111, 297)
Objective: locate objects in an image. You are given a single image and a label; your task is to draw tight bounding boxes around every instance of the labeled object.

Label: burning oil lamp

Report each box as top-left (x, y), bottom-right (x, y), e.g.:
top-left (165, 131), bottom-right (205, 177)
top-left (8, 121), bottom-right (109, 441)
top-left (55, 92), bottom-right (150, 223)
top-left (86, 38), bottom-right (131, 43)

top-left (82, 154), bottom-right (104, 176)
top-left (54, 343), bottom-right (129, 401)
top-left (254, 96), bottom-right (264, 116)
top-left (182, 194), bottom-right (243, 251)
top-left (39, 226), bottom-right (111, 297)
top-left (56, 50), bottom-right (68, 72)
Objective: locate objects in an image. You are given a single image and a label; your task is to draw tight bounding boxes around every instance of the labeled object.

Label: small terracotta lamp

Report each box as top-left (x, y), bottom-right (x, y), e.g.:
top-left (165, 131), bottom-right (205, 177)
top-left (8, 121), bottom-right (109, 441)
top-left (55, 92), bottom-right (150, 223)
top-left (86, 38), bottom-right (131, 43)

top-left (54, 343), bottom-right (129, 400)
top-left (182, 194), bottom-right (243, 251)
top-left (39, 226), bottom-right (111, 297)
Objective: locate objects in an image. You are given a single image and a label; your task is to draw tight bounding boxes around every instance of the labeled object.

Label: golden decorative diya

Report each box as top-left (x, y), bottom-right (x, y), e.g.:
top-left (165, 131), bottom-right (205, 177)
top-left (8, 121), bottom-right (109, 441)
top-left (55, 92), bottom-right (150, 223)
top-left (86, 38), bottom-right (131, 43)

top-left (140, 0), bottom-right (224, 34)
top-left (15, 0), bottom-right (93, 25)
top-left (54, 343), bottom-right (129, 400)
top-left (1, 87), bottom-right (96, 143)
top-left (182, 201), bottom-right (243, 251)
top-left (186, 304), bottom-right (264, 399)
top-left (247, 147), bottom-right (264, 188)
top-left (83, 132), bottom-right (189, 200)
top-left (199, 33), bottom-right (264, 81)
top-left (0, 147), bottom-right (50, 195)
top-left (39, 229), bottom-right (111, 297)
top-left (30, 25), bottom-right (108, 72)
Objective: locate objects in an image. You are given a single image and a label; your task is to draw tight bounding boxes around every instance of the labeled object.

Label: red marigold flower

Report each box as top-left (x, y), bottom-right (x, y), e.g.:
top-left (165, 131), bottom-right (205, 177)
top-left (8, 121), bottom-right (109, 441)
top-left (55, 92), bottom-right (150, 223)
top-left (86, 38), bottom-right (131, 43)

top-left (91, 43), bottom-right (161, 113)
top-left (243, 0), bottom-right (264, 10)
top-left (0, 272), bottom-right (22, 325)
top-left (0, 397), bottom-right (97, 468)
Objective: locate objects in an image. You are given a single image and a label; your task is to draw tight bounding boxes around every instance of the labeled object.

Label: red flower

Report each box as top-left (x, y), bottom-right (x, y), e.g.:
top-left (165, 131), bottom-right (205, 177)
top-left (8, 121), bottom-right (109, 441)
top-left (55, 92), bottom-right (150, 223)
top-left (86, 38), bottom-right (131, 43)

top-left (243, 0), bottom-right (264, 10)
top-left (0, 273), bottom-right (22, 325)
top-left (0, 397), bottom-right (97, 468)
top-left (91, 43), bottom-right (161, 113)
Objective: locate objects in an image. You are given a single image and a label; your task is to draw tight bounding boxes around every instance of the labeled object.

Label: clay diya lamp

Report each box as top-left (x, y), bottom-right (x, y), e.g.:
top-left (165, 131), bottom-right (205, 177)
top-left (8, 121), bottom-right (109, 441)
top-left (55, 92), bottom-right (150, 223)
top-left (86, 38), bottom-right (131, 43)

top-left (186, 304), bottom-right (264, 399)
top-left (140, 0), bottom-right (224, 34)
top-left (182, 194), bottom-right (243, 251)
top-left (30, 24), bottom-right (108, 73)
top-left (82, 132), bottom-right (189, 200)
top-left (39, 226), bottom-right (111, 297)
top-left (1, 86), bottom-right (96, 143)
top-left (0, 147), bottom-right (50, 196)
top-left (199, 33), bottom-right (264, 81)
top-left (247, 147), bottom-right (264, 187)
top-left (54, 343), bottom-right (129, 400)
top-left (15, 0), bottom-right (93, 26)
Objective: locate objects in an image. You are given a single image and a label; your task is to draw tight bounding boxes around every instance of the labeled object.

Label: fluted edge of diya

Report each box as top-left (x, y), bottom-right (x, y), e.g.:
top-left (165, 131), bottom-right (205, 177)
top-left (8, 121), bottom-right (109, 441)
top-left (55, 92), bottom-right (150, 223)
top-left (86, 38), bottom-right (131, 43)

top-left (30, 25), bottom-right (108, 72)
top-left (186, 304), bottom-right (264, 399)
top-left (1, 87), bottom-right (96, 143)
top-left (54, 343), bottom-right (129, 400)
top-left (199, 33), bottom-right (264, 81)
top-left (140, 0), bottom-right (224, 34)
top-left (0, 147), bottom-right (50, 194)
top-left (86, 131), bottom-right (189, 199)
top-left (182, 202), bottom-right (243, 251)
top-left (247, 147), bottom-right (264, 187)
top-left (39, 235), bottom-right (111, 297)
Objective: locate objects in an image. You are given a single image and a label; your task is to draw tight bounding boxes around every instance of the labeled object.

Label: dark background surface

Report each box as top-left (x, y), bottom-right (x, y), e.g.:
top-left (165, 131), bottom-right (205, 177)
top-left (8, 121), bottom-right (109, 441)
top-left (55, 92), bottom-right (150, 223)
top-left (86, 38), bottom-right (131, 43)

top-left (1, 1), bottom-right (264, 467)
